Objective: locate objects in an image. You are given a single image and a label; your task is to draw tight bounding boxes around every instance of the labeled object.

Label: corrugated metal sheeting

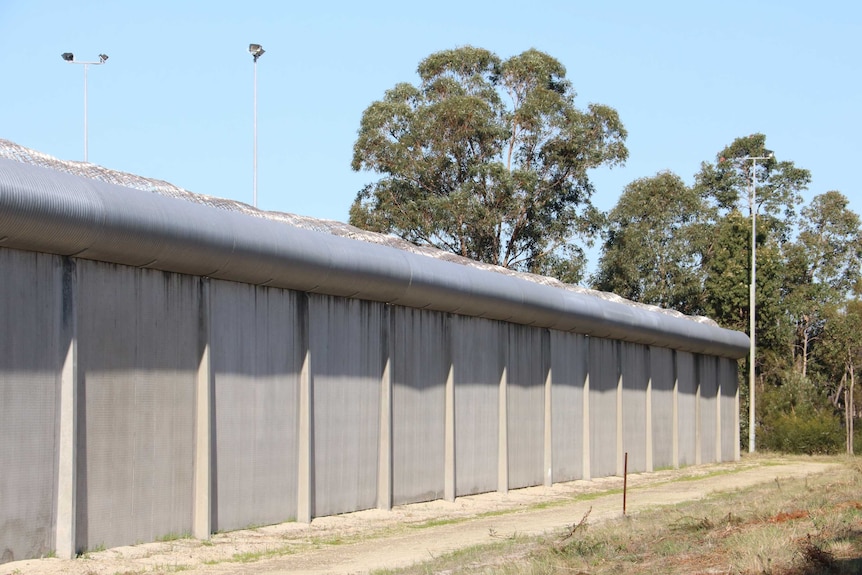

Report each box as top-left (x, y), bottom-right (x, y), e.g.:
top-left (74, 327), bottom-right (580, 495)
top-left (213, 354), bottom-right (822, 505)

top-left (0, 158), bottom-right (745, 562)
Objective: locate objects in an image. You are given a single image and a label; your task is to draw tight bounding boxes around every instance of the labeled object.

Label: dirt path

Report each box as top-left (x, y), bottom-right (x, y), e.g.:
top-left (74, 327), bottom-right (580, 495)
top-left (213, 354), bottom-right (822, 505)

top-left (3, 458), bottom-right (838, 575)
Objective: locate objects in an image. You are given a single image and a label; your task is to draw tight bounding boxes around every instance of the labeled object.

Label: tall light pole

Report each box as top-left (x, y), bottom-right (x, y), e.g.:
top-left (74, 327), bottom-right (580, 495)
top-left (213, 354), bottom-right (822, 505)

top-left (739, 152), bottom-right (773, 453)
top-left (249, 43), bottom-right (265, 208)
top-left (62, 52), bottom-right (108, 162)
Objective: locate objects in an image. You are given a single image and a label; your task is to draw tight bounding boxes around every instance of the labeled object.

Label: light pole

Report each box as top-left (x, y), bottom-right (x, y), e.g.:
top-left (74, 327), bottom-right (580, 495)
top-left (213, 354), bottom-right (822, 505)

top-left (739, 152), bottom-right (773, 453)
top-left (62, 52), bottom-right (108, 162)
top-left (249, 43), bottom-right (265, 208)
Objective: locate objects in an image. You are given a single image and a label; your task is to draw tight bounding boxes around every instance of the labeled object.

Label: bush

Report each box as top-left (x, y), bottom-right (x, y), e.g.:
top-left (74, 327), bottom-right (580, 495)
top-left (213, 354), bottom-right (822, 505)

top-left (761, 411), bottom-right (844, 454)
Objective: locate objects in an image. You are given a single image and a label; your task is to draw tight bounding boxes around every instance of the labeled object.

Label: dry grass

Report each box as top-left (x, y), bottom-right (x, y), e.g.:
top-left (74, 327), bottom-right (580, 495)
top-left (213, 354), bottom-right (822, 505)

top-left (375, 457), bottom-right (862, 575)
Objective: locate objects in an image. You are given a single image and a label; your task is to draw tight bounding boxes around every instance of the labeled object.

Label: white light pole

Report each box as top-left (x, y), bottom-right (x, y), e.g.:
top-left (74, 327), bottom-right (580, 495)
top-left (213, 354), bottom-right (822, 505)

top-left (739, 152), bottom-right (773, 453)
top-left (62, 52), bottom-right (108, 163)
top-left (249, 43), bottom-right (265, 208)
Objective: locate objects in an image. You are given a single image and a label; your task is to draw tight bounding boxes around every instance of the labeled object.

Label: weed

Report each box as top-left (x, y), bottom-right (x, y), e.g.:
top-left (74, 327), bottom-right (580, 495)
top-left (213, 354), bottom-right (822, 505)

top-left (373, 457), bottom-right (861, 575)
top-left (156, 531), bottom-right (190, 543)
top-left (230, 545), bottom-right (296, 563)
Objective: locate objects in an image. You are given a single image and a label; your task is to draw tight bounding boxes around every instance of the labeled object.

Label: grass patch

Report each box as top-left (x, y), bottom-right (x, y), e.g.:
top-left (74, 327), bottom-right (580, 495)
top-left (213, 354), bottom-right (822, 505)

top-left (406, 517), bottom-right (465, 529)
top-left (156, 531), bottom-right (190, 543)
top-left (231, 545), bottom-right (296, 563)
top-left (372, 457), bottom-right (862, 575)
top-left (150, 564), bottom-right (190, 572)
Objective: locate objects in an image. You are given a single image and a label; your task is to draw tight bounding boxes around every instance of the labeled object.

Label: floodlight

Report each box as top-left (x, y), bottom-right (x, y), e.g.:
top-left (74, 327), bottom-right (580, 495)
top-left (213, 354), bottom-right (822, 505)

top-left (60, 50), bottom-right (110, 162)
top-left (249, 43), bottom-right (265, 62)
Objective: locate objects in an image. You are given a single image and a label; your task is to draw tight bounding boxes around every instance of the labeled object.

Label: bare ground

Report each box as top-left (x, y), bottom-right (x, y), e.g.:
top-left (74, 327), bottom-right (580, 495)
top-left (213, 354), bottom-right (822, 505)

top-left (2, 457), bottom-right (838, 575)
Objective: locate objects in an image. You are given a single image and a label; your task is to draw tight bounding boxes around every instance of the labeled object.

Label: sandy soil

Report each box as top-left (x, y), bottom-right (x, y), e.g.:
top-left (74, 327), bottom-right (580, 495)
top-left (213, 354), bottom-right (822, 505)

top-left (2, 457), bottom-right (838, 575)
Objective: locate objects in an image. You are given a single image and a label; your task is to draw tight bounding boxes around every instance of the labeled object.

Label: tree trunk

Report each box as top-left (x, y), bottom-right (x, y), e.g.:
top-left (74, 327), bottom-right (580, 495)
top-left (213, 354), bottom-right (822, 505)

top-left (850, 360), bottom-right (855, 456)
top-left (846, 386), bottom-right (851, 455)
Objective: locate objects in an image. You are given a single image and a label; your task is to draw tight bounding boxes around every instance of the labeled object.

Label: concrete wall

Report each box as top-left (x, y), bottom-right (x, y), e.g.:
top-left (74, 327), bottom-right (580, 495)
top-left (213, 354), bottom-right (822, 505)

top-left (390, 307), bottom-right (448, 506)
top-left (0, 246), bottom-right (742, 562)
top-left (589, 338), bottom-right (619, 478)
top-left (549, 332), bottom-right (587, 482)
top-left (452, 316), bottom-right (503, 497)
top-left (0, 250), bottom-right (62, 563)
top-left (677, 351), bottom-right (698, 466)
top-left (74, 261), bottom-right (198, 551)
top-left (308, 295), bottom-right (384, 517)
top-left (650, 347), bottom-right (676, 469)
top-left (621, 342), bottom-right (649, 473)
top-left (210, 281), bottom-right (302, 532)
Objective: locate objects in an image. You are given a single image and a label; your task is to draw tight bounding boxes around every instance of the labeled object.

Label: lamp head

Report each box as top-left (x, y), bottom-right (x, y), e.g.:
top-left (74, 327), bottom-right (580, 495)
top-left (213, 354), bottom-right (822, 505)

top-left (249, 43), bottom-right (265, 62)
top-left (99, 54), bottom-right (109, 63)
top-left (61, 52), bottom-right (74, 62)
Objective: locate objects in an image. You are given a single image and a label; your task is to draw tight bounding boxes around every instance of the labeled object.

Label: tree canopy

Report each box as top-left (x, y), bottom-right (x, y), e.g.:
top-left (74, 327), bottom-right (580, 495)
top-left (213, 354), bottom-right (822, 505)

top-left (350, 46), bottom-right (627, 282)
top-left (592, 171), bottom-right (707, 315)
top-left (592, 133), bottom-right (862, 452)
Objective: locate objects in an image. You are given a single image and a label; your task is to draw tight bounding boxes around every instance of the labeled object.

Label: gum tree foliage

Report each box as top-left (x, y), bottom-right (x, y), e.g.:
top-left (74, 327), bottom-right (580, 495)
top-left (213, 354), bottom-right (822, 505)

top-left (784, 191), bottom-right (862, 375)
top-left (693, 134), bottom-right (810, 347)
top-left (591, 171), bottom-right (707, 315)
top-left (350, 46), bottom-right (628, 282)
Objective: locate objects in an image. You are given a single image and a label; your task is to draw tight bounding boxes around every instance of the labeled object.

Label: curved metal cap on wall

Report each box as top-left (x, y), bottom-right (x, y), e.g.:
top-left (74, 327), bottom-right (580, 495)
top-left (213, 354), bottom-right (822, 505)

top-left (0, 159), bottom-right (750, 358)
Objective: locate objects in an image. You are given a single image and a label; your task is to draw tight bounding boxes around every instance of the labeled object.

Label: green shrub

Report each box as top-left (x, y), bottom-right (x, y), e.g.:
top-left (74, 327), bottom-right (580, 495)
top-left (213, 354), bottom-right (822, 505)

top-left (761, 411), bottom-right (844, 454)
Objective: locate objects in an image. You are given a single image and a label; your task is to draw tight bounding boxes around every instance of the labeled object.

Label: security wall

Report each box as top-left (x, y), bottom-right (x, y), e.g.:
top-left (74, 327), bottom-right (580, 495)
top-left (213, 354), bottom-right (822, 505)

top-left (209, 281), bottom-right (302, 532)
top-left (0, 250), bottom-right (63, 562)
top-left (0, 157), bottom-right (751, 564)
top-left (74, 261), bottom-right (199, 551)
top-left (650, 347), bottom-right (676, 469)
top-left (0, 244), bottom-right (744, 563)
top-left (390, 307), bottom-right (448, 505)
top-left (549, 331), bottom-right (587, 483)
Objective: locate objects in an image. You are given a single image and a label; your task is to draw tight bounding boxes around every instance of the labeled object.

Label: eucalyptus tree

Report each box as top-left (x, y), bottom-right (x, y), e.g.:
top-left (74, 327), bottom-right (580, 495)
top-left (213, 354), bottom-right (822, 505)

top-left (785, 191), bottom-right (862, 375)
top-left (350, 46), bottom-right (628, 282)
top-left (592, 171), bottom-right (708, 315)
top-left (693, 134), bottom-right (811, 341)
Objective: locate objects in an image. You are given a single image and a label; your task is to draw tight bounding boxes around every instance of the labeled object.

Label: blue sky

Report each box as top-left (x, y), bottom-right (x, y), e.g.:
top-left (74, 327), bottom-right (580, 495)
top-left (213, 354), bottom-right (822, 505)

top-left (1, 1), bottom-right (859, 274)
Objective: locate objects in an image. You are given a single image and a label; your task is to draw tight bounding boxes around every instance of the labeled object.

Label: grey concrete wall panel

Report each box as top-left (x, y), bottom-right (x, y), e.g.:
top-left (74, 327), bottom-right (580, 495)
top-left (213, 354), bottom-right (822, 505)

top-left (649, 347), bottom-right (675, 469)
top-left (506, 325), bottom-right (547, 490)
top-left (74, 261), bottom-right (197, 551)
top-left (621, 342), bottom-right (649, 472)
top-left (719, 358), bottom-right (739, 461)
top-left (698, 355), bottom-right (719, 463)
top-left (210, 281), bottom-right (302, 531)
top-left (589, 337), bottom-right (618, 478)
top-left (676, 352), bottom-right (697, 466)
top-left (390, 307), bottom-right (448, 505)
top-left (0, 249), bottom-right (61, 562)
top-left (0, 159), bottom-right (750, 359)
top-left (308, 295), bottom-right (384, 517)
top-left (452, 316), bottom-right (503, 496)
top-left (549, 331), bottom-right (587, 482)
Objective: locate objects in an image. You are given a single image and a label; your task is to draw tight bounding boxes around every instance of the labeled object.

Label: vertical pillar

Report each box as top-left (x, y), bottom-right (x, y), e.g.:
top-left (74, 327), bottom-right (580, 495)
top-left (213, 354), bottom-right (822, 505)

top-left (582, 338), bottom-right (591, 480)
top-left (715, 376), bottom-right (722, 463)
top-left (192, 278), bottom-right (214, 539)
top-left (377, 308), bottom-right (392, 510)
top-left (672, 351), bottom-right (679, 469)
top-left (543, 364), bottom-right (553, 487)
top-left (55, 258), bottom-right (77, 559)
top-left (735, 362), bottom-right (741, 461)
top-left (695, 358), bottom-right (702, 466)
top-left (616, 348), bottom-right (624, 477)
top-left (497, 365), bottom-right (508, 494)
top-left (192, 278), bottom-right (212, 540)
top-left (645, 374), bottom-right (654, 473)
top-left (297, 295), bottom-right (313, 523)
top-left (443, 361), bottom-right (456, 502)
